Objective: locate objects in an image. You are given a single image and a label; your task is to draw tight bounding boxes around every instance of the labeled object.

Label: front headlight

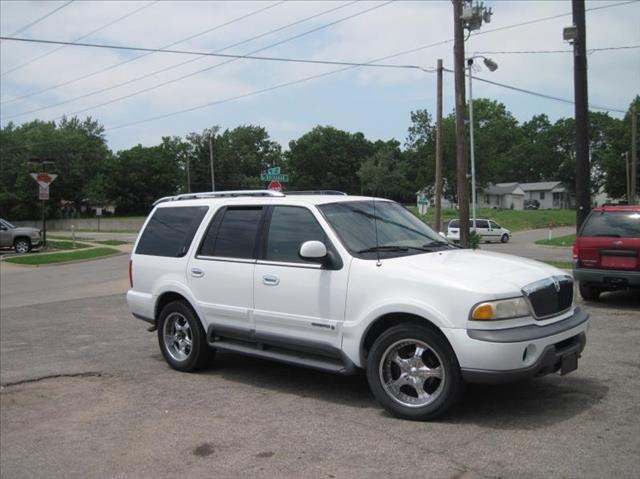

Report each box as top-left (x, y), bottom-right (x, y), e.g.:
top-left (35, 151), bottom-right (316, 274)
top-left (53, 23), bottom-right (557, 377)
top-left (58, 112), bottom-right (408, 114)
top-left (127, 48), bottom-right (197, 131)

top-left (471, 297), bottom-right (530, 320)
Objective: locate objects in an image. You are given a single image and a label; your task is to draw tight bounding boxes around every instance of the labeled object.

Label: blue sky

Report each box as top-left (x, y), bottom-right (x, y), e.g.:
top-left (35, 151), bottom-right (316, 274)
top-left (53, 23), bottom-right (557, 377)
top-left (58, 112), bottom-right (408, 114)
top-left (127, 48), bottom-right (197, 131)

top-left (1, 0), bottom-right (638, 153)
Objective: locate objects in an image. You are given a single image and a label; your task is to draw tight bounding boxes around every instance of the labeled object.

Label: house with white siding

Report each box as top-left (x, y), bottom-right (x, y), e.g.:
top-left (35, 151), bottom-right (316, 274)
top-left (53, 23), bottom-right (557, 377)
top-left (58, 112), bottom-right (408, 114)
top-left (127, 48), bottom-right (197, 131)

top-left (477, 182), bottom-right (525, 210)
top-left (520, 181), bottom-right (574, 209)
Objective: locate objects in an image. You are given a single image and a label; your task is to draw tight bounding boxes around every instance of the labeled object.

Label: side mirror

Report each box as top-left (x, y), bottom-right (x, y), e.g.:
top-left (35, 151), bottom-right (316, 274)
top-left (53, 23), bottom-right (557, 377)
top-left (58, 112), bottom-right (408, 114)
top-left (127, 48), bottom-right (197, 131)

top-left (299, 240), bottom-right (327, 261)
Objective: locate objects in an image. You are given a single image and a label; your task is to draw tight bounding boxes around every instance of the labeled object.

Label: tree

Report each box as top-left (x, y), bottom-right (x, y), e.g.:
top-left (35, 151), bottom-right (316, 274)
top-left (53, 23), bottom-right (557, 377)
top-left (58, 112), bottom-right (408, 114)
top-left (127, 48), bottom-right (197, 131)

top-left (288, 126), bottom-right (373, 194)
top-left (358, 140), bottom-right (409, 199)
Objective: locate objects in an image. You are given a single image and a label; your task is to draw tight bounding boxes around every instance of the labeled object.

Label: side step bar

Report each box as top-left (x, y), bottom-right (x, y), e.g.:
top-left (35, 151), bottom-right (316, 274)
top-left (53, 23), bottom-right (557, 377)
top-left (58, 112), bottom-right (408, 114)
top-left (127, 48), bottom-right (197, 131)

top-left (208, 337), bottom-right (357, 375)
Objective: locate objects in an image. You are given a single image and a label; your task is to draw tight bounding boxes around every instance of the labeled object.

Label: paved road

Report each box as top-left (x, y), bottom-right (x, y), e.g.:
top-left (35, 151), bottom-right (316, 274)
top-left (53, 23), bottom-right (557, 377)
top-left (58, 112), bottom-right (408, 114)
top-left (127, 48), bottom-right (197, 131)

top-left (2, 231), bottom-right (638, 479)
top-left (483, 226), bottom-right (575, 262)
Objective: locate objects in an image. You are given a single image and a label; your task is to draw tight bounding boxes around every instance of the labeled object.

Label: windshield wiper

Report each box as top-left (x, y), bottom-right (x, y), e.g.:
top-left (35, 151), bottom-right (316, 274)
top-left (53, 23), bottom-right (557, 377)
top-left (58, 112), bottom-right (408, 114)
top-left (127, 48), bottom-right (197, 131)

top-left (357, 245), bottom-right (409, 254)
top-left (423, 240), bottom-right (449, 247)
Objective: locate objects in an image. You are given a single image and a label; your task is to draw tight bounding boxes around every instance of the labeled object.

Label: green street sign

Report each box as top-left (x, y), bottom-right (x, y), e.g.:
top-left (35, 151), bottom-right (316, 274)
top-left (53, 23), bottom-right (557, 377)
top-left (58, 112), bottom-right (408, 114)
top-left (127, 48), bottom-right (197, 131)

top-left (260, 173), bottom-right (289, 182)
top-left (266, 166), bottom-right (281, 175)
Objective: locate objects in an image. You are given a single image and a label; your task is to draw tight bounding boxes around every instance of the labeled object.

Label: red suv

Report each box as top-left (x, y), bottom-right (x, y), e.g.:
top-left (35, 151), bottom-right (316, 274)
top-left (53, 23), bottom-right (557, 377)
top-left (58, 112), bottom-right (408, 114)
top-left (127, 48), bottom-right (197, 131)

top-left (573, 205), bottom-right (640, 300)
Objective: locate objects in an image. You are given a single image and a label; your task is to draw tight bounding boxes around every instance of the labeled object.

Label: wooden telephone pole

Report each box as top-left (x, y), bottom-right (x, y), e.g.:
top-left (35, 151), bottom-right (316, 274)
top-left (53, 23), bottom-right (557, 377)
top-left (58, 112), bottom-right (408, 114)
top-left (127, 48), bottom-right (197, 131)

top-left (434, 59), bottom-right (443, 233)
top-left (453, 0), bottom-right (470, 247)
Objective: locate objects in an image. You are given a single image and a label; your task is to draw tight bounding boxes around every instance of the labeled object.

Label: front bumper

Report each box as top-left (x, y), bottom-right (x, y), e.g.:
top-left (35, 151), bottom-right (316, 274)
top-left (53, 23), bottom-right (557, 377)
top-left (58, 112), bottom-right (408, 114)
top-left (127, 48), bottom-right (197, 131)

top-left (444, 307), bottom-right (589, 384)
top-left (573, 267), bottom-right (640, 287)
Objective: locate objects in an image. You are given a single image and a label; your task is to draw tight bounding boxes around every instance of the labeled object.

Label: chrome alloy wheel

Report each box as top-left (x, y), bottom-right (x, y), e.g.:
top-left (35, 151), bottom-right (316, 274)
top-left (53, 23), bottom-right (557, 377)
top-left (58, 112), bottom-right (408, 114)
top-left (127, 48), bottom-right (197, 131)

top-left (163, 312), bottom-right (193, 362)
top-left (15, 239), bottom-right (30, 254)
top-left (379, 339), bottom-right (445, 408)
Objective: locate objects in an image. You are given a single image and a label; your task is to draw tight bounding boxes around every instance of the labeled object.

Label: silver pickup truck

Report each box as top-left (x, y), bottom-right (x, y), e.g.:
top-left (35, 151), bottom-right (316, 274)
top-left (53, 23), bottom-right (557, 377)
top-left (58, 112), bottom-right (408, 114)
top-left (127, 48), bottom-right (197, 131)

top-left (0, 218), bottom-right (42, 253)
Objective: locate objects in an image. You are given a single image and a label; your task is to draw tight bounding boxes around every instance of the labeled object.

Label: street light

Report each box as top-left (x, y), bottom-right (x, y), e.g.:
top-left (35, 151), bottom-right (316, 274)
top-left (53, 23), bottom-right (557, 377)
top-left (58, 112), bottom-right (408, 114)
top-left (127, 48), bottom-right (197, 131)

top-left (467, 55), bottom-right (498, 230)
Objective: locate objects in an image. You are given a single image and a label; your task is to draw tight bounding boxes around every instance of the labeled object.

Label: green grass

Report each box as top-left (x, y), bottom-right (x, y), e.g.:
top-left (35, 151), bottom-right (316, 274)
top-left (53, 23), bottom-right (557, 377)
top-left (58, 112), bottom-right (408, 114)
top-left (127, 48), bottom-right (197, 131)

top-left (93, 239), bottom-right (129, 246)
top-left (542, 260), bottom-right (574, 269)
top-left (5, 247), bottom-right (119, 265)
top-left (535, 234), bottom-right (576, 247)
top-left (408, 207), bottom-right (576, 232)
top-left (47, 234), bottom-right (94, 241)
top-left (46, 240), bottom-right (91, 250)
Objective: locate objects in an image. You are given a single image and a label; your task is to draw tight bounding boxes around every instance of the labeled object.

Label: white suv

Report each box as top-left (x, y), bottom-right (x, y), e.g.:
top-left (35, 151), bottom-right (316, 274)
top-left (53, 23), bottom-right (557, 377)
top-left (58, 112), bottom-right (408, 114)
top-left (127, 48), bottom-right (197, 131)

top-left (127, 190), bottom-right (588, 420)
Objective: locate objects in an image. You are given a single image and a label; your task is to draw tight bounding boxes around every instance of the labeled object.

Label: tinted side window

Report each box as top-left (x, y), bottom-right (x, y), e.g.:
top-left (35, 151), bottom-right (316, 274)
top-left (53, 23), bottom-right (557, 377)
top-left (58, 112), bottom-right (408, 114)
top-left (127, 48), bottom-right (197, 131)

top-left (449, 220), bottom-right (459, 228)
top-left (266, 206), bottom-right (326, 263)
top-left (136, 206), bottom-right (208, 257)
top-left (475, 220), bottom-right (489, 229)
top-left (580, 211), bottom-right (640, 238)
top-left (201, 207), bottom-right (263, 259)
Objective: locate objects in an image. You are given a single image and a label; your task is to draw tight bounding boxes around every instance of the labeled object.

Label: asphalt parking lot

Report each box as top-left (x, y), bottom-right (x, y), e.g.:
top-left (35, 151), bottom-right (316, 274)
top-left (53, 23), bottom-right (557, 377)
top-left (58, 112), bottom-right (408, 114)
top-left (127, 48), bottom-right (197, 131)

top-left (1, 252), bottom-right (639, 479)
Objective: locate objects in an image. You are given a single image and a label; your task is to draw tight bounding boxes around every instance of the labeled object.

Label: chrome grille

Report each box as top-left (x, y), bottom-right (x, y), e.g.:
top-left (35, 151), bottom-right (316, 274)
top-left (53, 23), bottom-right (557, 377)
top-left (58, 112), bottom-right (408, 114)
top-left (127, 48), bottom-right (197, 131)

top-left (522, 275), bottom-right (573, 319)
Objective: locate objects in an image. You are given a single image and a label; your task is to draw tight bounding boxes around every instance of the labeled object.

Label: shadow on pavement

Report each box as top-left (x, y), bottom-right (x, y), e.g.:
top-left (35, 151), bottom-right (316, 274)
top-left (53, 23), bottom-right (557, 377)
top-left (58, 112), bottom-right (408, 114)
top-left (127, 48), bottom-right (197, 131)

top-left (191, 351), bottom-right (609, 427)
top-left (580, 289), bottom-right (640, 312)
top-left (446, 375), bottom-right (609, 429)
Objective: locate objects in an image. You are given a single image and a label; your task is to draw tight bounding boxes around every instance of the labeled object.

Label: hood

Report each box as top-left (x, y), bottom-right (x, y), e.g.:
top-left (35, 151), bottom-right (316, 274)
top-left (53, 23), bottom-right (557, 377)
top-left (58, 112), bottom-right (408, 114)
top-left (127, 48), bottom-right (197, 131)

top-left (389, 248), bottom-right (566, 297)
top-left (14, 227), bottom-right (41, 235)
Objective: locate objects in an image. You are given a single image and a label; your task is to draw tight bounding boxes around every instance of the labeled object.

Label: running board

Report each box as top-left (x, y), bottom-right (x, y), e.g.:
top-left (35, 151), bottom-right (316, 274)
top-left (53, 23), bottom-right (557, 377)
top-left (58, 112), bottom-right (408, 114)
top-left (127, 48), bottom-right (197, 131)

top-left (209, 338), bottom-right (356, 375)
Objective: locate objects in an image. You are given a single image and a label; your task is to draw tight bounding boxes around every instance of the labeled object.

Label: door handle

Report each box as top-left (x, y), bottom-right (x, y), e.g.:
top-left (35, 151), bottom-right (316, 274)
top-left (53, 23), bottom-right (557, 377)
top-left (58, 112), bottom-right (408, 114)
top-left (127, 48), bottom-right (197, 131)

top-left (191, 268), bottom-right (204, 278)
top-left (262, 274), bottom-right (280, 286)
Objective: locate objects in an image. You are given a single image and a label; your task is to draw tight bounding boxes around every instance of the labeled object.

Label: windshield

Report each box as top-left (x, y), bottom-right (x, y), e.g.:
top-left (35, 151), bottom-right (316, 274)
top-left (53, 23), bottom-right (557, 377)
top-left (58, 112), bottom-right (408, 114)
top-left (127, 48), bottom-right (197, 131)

top-left (319, 200), bottom-right (448, 258)
top-left (580, 211), bottom-right (640, 238)
top-left (0, 219), bottom-right (16, 229)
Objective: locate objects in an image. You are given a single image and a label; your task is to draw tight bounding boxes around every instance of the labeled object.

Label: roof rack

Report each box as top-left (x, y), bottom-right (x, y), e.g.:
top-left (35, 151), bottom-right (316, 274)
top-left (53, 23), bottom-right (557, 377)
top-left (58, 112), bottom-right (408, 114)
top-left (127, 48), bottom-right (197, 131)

top-left (285, 190), bottom-right (347, 196)
top-left (153, 189), bottom-right (284, 206)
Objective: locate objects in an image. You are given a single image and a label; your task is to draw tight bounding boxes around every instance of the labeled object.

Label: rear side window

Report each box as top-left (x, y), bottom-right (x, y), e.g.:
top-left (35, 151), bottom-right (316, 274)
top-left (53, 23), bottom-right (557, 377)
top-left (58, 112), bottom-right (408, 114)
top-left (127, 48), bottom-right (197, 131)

top-left (136, 206), bottom-right (208, 257)
top-left (475, 220), bottom-right (489, 229)
top-left (265, 206), bottom-right (326, 263)
top-left (580, 211), bottom-right (640, 238)
top-left (200, 207), bottom-right (263, 259)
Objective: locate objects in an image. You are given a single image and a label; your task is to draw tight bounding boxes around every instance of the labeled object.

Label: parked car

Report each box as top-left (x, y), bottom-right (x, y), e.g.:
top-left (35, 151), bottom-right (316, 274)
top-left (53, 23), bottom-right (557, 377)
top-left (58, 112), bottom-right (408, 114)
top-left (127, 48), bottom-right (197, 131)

top-left (524, 199), bottom-right (540, 210)
top-left (0, 218), bottom-right (42, 253)
top-left (573, 205), bottom-right (640, 300)
top-left (127, 190), bottom-right (588, 420)
top-left (446, 219), bottom-right (511, 243)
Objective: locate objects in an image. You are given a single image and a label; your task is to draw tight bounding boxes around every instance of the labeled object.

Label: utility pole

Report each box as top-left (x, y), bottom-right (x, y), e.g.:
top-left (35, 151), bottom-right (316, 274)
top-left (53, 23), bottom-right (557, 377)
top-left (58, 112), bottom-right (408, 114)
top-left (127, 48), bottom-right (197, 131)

top-left (209, 132), bottom-right (215, 192)
top-left (434, 58), bottom-right (443, 233)
top-left (186, 157), bottom-right (191, 193)
top-left (632, 105), bottom-right (638, 203)
top-left (624, 152), bottom-right (631, 204)
top-left (453, 0), bottom-right (470, 247)
top-left (572, 0), bottom-right (591, 229)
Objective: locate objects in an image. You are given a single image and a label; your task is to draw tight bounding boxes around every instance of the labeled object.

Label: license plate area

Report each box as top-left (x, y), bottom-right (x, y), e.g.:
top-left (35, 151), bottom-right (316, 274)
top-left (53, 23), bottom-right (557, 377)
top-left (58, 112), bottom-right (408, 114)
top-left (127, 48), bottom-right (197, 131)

top-left (601, 255), bottom-right (637, 269)
top-left (560, 353), bottom-right (578, 375)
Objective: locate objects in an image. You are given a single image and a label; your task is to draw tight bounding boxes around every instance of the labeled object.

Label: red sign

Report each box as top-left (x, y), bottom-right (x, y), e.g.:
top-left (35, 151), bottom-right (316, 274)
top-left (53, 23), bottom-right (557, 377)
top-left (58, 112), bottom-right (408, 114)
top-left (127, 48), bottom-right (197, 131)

top-left (36, 173), bottom-right (54, 184)
top-left (268, 180), bottom-right (282, 191)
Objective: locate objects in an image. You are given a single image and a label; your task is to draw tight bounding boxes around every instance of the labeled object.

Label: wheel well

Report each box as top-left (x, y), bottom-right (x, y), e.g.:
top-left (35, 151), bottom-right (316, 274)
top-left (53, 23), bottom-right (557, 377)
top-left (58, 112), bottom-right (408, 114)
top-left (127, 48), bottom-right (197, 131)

top-left (155, 292), bottom-right (194, 322)
top-left (360, 313), bottom-right (451, 364)
top-left (14, 236), bottom-right (31, 244)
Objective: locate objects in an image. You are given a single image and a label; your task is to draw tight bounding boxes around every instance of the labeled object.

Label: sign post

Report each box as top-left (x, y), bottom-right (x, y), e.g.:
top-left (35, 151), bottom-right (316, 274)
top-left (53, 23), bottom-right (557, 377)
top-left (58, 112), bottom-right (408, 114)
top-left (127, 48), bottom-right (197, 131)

top-left (30, 172), bottom-right (58, 247)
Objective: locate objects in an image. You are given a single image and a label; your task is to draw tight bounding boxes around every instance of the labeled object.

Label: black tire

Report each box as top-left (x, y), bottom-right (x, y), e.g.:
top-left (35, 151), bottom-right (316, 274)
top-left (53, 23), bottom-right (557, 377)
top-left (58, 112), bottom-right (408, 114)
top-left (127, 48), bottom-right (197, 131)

top-left (579, 282), bottom-right (601, 301)
top-left (501, 234), bottom-right (509, 243)
top-left (14, 238), bottom-right (31, 254)
top-left (366, 324), bottom-right (463, 421)
top-left (157, 301), bottom-right (213, 372)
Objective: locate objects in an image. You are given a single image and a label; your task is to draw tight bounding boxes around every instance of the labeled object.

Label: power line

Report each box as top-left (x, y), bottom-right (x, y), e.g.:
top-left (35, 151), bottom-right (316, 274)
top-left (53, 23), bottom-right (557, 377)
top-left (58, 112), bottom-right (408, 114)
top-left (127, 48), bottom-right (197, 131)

top-left (0, 36), bottom-right (430, 68)
top-left (442, 67), bottom-right (626, 113)
top-left (0, 0), bottom-right (359, 117)
top-left (8, 0), bottom-right (393, 121)
top-left (5, 37), bottom-right (637, 67)
top-left (470, 0), bottom-right (637, 39)
top-left (2, 0), bottom-right (631, 115)
top-left (0, 1), bottom-right (159, 78)
top-left (3, 0), bottom-right (74, 38)
top-left (474, 45), bottom-right (640, 55)
top-left (0, 1), bottom-right (287, 105)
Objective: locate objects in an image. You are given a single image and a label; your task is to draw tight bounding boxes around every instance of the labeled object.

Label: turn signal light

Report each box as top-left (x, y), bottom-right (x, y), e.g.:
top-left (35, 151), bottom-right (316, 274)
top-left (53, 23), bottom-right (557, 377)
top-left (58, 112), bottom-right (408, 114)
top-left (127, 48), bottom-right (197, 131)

top-left (472, 303), bottom-right (494, 320)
